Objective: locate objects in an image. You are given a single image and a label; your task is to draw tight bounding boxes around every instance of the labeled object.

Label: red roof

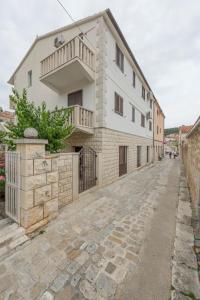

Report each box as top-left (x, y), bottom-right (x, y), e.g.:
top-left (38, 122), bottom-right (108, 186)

top-left (180, 125), bottom-right (193, 134)
top-left (0, 111), bottom-right (14, 122)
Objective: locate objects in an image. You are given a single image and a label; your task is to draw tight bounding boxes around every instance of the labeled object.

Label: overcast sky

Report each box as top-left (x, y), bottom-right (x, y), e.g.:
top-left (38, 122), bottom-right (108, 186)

top-left (0, 0), bottom-right (199, 128)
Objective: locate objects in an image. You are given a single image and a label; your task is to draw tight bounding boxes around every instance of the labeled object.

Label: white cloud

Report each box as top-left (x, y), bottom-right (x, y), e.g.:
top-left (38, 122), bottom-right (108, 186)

top-left (0, 0), bottom-right (199, 127)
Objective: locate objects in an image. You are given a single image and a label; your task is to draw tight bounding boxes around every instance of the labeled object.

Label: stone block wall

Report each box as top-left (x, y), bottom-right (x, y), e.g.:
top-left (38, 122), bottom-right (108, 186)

top-left (182, 123), bottom-right (200, 224)
top-left (66, 127), bottom-right (153, 187)
top-left (15, 139), bottom-right (78, 233)
top-left (101, 128), bottom-right (153, 185)
top-left (57, 153), bottom-right (73, 208)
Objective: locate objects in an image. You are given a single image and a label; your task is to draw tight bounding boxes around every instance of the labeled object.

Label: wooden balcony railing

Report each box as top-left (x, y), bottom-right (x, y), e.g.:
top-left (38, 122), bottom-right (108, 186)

top-left (69, 106), bottom-right (94, 129)
top-left (41, 36), bottom-right (94, 77)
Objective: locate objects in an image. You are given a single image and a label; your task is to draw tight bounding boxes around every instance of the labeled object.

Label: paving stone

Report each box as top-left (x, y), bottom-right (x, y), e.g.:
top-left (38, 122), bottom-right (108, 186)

top-left (67, 249), bottom-right (81, 260)
top-left (105, 262), bottom-right (116, 274)
top-left (108, 236), bottom-right (123, 245)
top-left (73, 240), bottom-right (84, 250)
top-left (75, 251), bottom-right (89, 266)
top-left (50, 273), bottom-right (69, 293)
top-left (79, 279), bottom-right (96, 300)
top-left (79, 242), bottom-right (88, 250)
top-left (67, 261), bottom-right (81, 275)
top-left (125, 252), bottom-right (139, 264)
top-left (104, 250), bottom-right (115, 259)
top-left (71, 273), bottom-right (81, 287)
top-left (112, 231), bottom-right (125, 238)
top-left (85, 264), bottom-right (99, 283)
top-left (40, 291), bottom-right (54, 300)
top-left (96, 273), bottom-right (117, 298)
top-left (115, 227), bottom-right (125, 232)
top-left (86, 242), bottom-right (98, 254)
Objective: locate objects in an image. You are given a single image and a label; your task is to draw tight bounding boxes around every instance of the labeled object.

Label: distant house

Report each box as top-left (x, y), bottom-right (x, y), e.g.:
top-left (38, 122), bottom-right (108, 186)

top-left (0, 111), bottom-right (14, 123)
top-left (179, 125), bottom-right (193, 156)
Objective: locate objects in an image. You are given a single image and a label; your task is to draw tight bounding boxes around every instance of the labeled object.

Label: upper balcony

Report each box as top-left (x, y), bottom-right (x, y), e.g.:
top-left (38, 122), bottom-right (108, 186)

top-left (40, 36), bottom-right (95, 92)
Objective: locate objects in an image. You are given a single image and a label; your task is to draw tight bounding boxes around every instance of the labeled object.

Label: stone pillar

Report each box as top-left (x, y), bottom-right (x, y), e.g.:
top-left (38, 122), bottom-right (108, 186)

top-left (96, 152), bottom-right (103, 187)
top-left (16, 139), bottom-right (59, 233)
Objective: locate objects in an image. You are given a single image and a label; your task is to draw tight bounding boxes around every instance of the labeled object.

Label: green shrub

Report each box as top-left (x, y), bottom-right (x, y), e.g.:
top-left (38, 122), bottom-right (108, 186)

top-left (4, 89), bottom-right (74, 153)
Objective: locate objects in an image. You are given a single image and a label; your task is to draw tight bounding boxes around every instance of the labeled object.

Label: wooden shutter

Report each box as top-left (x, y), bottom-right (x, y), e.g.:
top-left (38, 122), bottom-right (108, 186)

top-left (115, 93), bottom-right (123, 116)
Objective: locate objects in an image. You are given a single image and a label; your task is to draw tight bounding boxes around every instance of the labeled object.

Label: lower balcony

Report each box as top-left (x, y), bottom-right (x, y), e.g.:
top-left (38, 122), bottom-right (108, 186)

top-left (40, 36), bottom-right (95, 92)
top-left (69, 106), bottom-right (94, 135)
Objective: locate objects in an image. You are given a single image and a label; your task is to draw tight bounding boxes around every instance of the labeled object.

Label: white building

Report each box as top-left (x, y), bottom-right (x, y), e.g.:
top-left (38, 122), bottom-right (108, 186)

top-left (8, 9), bottom-right (161, 190)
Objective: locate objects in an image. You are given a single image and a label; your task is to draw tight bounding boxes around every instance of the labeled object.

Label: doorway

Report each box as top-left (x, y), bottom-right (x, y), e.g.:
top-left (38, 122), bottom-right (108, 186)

top-left (119, 146), bottom-right (127, 177)
top-left (68, 90), bottom-right (83, 107)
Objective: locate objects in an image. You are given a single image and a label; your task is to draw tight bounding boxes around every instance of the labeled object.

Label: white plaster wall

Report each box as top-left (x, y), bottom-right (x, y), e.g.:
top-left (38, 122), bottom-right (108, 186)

top-left (13, 19), bottom-right (99, 112)
top-left (104, 25), bottom-right (153, 140)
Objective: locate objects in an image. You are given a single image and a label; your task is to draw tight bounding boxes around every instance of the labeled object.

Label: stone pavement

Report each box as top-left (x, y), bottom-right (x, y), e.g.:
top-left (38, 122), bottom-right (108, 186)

top-left (0, 158), bottom-right (183, 299)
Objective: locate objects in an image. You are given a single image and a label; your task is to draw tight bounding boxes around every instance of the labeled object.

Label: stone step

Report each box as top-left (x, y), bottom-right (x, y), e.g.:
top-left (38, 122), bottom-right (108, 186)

top-left (0, 218), bottom-right (12, 230)
top-left (0, 222), bottom-right (29, 262)
top-left (0, 223), bottom-right (19, 238)
top-left (8, 234), bottom-right (29, 250)
top-left (0, 227), bottom-right (25, 248)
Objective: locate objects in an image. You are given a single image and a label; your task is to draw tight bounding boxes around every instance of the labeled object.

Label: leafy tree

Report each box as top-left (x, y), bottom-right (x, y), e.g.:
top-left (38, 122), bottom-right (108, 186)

top-left (4, 88), bottom-right (74, 153)
top-left (0, 107), bottom-right (3, 112)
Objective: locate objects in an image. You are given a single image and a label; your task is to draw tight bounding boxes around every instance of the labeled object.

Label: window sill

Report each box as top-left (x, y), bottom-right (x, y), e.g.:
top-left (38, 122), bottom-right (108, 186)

top-left (114, 111), bottom-right (123, 117)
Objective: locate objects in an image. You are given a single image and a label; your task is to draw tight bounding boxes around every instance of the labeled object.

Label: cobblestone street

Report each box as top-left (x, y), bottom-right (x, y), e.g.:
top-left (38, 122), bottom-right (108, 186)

top-left (0, 159), bottom-right (182, 299)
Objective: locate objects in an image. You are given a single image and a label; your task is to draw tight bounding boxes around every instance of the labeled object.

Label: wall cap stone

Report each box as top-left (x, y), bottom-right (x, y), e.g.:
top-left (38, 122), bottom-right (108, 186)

top-left (15, 138), bottom-right (48, 144)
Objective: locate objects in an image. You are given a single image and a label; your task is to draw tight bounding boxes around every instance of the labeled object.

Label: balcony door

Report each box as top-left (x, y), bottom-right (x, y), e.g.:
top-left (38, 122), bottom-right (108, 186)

top-left (68, 90), bottom-right (83, 107)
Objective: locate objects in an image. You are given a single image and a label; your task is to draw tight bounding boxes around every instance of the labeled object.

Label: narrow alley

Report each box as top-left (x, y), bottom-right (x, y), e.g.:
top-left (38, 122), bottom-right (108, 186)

top-left (0, 158), bottom-right (189, 300)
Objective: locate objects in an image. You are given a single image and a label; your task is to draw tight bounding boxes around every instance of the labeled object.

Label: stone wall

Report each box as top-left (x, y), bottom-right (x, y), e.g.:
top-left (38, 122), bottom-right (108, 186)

top-left (15, 139), bottom-right (78, 233)
top-left (58, 153), bottom-right (73, 208)
top-left (182, 122), bottom-right (200, 227)
top-left (67, 127), bottom-right (153, 187)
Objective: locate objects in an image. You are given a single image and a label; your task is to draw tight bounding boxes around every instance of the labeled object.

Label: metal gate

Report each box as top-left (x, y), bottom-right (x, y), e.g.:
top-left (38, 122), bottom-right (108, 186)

top-left (5, 151), bottom-right (20, 223)
top-left (79, 147), bottom-right (96, 193)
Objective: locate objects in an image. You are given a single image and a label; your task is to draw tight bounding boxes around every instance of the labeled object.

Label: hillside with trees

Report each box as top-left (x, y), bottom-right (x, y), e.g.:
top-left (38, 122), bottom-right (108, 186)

top-left (164, 127), bottom-right (179, 136)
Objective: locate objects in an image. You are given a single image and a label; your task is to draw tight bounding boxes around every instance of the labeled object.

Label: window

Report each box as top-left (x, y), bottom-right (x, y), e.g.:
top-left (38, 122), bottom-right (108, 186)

top-left (116, 44), bottom-right (124, 72)
top-left (28, 70), bottom-right (32, 87)
top-left (115, 92), bottom-right (123, 116)
top-left (147, 92), bottom-right (150, 100)
top-left (132, 106), bottom-right (135, 122)
top-left (133, 71), bottom-right (136, 87)
top-left (150, 99), bottom-right (153, 109)
top-left (142, 86), bottom-right (145, 100)
top-left (157, 126), bottom-right (159, 134)
top-left (141, 113), bottom-right (145, 127)
top-left (149, 121), bottom-right (152, 131)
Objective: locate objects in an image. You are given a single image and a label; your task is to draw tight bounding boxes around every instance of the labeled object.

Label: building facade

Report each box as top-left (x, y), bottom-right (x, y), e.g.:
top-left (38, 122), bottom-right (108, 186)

top-left (153, 99), bottom-right (165, 160)
top-left (179, 125), bottom-right (193, 157)
top-left (8, 9), bottom-right (164, 189)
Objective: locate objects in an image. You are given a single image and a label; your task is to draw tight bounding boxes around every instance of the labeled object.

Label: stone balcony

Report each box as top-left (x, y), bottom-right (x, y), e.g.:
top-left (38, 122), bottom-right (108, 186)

top-left (69, 105), bottom-right (94, 135)
top-left (40, 36), bottom-right (95, 92)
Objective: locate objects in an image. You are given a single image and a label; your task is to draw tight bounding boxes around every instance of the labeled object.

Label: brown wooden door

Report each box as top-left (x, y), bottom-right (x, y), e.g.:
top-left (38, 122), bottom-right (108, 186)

top-left (147, 146), bottom-right (150, 163)
top-left (137, 146), bottom-right (141, 167)
top-left (119, 146), bottom-right (127, 177)
top-left (68, 90), bottom-right (83, 106)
